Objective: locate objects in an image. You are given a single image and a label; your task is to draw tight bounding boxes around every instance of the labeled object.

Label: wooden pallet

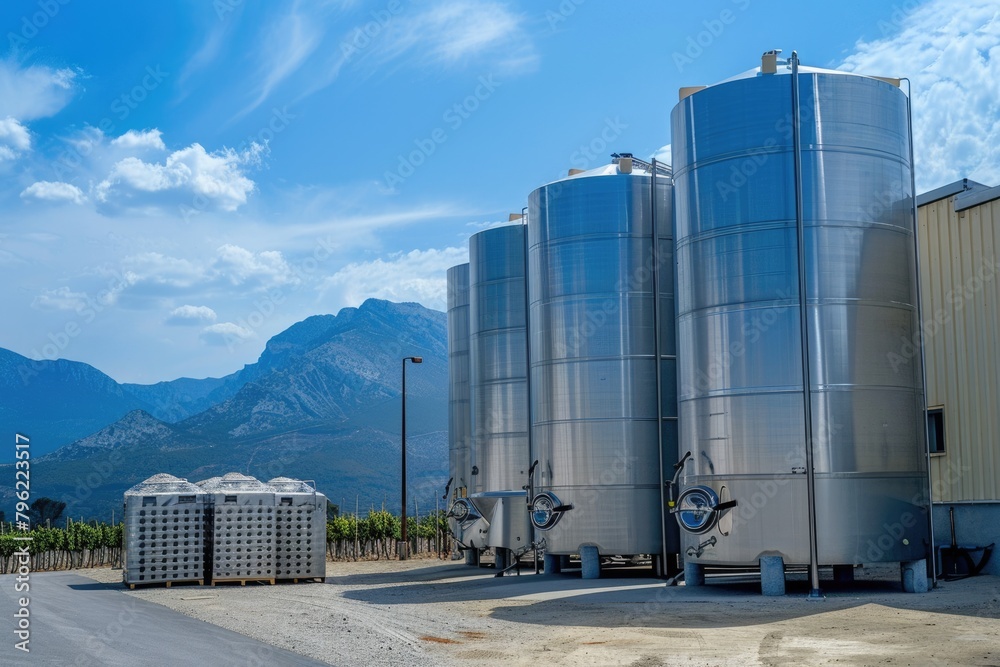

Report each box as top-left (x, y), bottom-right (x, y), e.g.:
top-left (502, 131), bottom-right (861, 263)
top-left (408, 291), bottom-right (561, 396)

top-left (210, 577), bottom-right (275, 586)
top-left (127, 579), bottom-right (204, 590)
top-left (276, 577), bottom-right (326, 584)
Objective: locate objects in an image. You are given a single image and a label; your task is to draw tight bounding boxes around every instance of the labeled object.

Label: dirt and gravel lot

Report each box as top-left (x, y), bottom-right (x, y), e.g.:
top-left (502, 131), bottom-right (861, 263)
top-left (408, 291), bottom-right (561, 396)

top-left (79, 557), bottom-right (1000, 666)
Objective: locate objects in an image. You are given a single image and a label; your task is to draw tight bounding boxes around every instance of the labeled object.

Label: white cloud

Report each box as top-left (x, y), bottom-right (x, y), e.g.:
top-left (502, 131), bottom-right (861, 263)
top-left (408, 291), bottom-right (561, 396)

top-left (95, 142), bottom-right (263, 214)
top-left (200, 322), bottom-right (254, 346)
top-left (0, 60), bottom-right (78, 120)
top-left (167, 304), bottom-right (218, 325)
top-left (31, 286), bottom-right (89, 312)
top-left (319, 246), bottom-right (467, 311)
top-left (840, 0), bottom-right (1000, 190)
top-left (371, 1), bottom-right (536, 74)
top-left (112, 129), bottom-right (166, 151)
top-left (0, 117), bottom-right (31, 160)
top-left (20, 181), bottom-right (86, 204)
top-left (238, 2), bottom-right (324, 118)
top-left (213, 244), bottom-right (299, 289)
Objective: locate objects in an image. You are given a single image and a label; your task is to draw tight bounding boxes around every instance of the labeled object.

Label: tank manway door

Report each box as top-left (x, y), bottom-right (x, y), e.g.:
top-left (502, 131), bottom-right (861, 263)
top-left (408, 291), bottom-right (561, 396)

top-left (674, 486), bottom-right (738, 535)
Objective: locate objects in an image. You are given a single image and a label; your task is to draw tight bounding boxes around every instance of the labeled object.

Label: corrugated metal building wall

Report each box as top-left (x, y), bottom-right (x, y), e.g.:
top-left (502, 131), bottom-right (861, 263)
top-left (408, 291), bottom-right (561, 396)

top-left (917, 180), bottom-right (1000, 503)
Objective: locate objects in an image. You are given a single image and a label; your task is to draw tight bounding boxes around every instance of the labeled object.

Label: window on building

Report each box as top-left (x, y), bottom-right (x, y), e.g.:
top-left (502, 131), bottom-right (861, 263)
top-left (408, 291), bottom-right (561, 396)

top-left (928, 408), bottom-right (945, 454)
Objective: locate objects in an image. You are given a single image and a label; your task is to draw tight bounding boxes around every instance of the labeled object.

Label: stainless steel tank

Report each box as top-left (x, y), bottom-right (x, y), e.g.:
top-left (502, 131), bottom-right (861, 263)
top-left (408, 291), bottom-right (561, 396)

top-left (527, 157), bottom-right (676, 558)
top-left (671, 52), bottom-right (929, 567)
top-left (467, 224), bottom-right (530, 556)
top-left (469, 224), bottom-right (529, 493)
top-left (446, 263), bottom-right (489, 551)
top-left (447, 263), bottom-right (472, 499)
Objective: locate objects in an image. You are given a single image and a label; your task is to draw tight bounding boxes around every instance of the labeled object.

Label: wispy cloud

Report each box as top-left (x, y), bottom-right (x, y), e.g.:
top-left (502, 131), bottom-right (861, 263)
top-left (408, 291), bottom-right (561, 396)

top-left (318, 245), bottom-right (468, 311)
top-left (292, 1), bottom-right (536, 110)
top-left (0, 59), bottom-right (78, 121)
top-left (373, 1), bottom-right (535, 72)
top-left (840, 0), bottom-right (1000, 190)
top-left (234, 1), bottom-right (326, 119)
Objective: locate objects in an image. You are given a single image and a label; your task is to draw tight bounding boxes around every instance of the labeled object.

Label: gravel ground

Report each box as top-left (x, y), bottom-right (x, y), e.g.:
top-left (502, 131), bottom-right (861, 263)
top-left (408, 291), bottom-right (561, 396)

top-left (78, 557), bottom-right (1000, 666)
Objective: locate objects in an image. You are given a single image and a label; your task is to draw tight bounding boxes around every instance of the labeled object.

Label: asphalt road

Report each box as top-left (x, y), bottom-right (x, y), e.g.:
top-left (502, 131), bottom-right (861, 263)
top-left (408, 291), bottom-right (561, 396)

top-left (0, 571), bottom-right (328, 666)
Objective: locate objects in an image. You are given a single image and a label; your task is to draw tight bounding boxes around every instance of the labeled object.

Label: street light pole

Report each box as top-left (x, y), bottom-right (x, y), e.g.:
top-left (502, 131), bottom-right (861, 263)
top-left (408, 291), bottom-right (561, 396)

top-left (400, 355), bottom-right (423, 559)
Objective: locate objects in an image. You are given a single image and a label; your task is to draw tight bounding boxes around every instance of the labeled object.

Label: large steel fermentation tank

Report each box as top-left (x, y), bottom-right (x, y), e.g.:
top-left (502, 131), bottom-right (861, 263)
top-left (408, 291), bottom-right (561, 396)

top-left (527, 157), bottom-right (677, 571)
top-left (467, 224), bottom-right (531, 565)
top-left (671, 52), bottom-right (929, 572)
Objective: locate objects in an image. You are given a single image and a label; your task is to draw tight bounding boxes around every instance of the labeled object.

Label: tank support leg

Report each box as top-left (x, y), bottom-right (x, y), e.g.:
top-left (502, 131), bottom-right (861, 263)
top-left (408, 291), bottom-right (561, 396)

top-left (684, 560), bottom-right (705, 586)
top-left (833, 565), bottom-right (855, 585)
top-left (901, 559), bottom-right (929, 593)
top-left (465, 549), bottom-right (479, 567)
top-left (495, 548), bottom-right (509, 572)
top-left (760, 556), bottom-right (786, 596)
top-left (580, 546), bottom-right (601, 579)
top-left (543, 553), bottom-right (561, 574)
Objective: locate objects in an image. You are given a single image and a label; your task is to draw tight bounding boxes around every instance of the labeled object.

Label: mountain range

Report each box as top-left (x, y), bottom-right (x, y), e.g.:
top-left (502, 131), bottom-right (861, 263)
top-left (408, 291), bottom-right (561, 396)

top-left (0, 299), bottom-right (449, 522)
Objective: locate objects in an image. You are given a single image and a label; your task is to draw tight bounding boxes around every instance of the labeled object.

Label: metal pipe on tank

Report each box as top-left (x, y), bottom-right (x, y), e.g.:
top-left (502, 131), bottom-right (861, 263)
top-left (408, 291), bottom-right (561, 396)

top-left (902, 77), bottom-right (938, 586)
top-left (652, 158), bottom-right (668, 577)
top-left (790, 51), bottom-right (823, 598)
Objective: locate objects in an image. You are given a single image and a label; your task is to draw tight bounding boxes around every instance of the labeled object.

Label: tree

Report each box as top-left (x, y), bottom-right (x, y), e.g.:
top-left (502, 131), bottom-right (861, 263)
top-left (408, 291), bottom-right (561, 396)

top-left (27, 498), bottom-right (66, 527)
top-left (326, 500), bottom-right (340, 520)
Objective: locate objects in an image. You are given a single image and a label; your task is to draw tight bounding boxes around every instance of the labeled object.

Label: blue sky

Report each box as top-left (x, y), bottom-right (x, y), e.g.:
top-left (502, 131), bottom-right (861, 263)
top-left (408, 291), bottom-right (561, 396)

top-left (1, 0), bottom-right (997, 383)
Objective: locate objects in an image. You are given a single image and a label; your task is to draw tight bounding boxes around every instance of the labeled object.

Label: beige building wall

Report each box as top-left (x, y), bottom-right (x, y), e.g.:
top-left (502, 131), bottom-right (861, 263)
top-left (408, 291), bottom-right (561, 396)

top-left (917, 183), bottom-right (1000, 502)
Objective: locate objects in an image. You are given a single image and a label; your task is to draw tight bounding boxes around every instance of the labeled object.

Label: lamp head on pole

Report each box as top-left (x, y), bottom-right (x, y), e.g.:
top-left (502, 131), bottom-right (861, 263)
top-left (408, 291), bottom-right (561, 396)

top-left (405, 356), bottom-right (423, 364)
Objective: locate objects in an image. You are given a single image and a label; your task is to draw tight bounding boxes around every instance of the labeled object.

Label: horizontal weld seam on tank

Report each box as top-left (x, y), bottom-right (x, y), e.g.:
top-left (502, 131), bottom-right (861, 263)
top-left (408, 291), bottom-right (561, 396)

top-left (675, 221), bottom-right (916, 248)
top-left (530, 232), bottom-right (663, 246)
top-left (807, 384), bottom-right (926, 392)
top-left (535, 484), bottom-right (661, 490)
top-left (530, 354), bottom-right (665, 363)
top-left (532, 418), bottom-right (661, 425)
top-left (676, 145), bottom-right (910, 173)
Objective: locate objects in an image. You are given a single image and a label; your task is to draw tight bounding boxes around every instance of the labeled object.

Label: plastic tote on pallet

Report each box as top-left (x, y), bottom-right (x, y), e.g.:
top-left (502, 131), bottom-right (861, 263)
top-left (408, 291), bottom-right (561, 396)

top-left (268, 477), bottom-right (328, 581)
top-left (198, 473), bottom-right (277, 584)
top-left (123, 474), bottom-right (207, 587)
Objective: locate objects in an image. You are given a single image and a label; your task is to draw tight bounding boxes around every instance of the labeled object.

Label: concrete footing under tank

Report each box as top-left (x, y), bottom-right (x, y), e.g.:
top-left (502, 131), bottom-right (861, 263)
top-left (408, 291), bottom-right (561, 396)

top-left (684, 561), bottom-right (705, 586)
top-left (580, 546), bottom-right (600, 579)
top-left (901, 559), bottom-right (929, 593)
top-left (759, 556), bottom-right (786, 596)
top-left (543, 553), bottom-right (560, 575)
